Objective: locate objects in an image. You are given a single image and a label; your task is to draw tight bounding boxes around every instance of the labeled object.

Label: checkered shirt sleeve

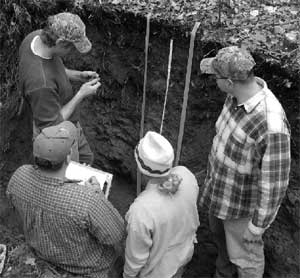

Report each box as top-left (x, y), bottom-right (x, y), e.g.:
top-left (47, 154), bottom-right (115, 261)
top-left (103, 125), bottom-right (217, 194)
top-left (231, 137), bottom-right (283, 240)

top-left (200, 83), bottom-right (291, 231)
top-left (6, 165), bottom-right (125, 277)
top-left (252, 132), bottom-right (291, 229)
top-left (88, 192), bottom-right (125, 245)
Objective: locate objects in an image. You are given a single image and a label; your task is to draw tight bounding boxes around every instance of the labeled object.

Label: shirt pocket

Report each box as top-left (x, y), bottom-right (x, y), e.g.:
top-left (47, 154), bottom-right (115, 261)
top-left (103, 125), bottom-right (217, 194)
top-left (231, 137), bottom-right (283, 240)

top-left (223, 129), bottom-right (252, 166)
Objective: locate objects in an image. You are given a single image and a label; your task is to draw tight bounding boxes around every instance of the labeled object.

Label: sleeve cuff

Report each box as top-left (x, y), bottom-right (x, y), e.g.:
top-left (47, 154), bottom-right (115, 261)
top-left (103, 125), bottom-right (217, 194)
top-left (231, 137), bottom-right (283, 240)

top-left (248, 221), bottom-right (265, 235)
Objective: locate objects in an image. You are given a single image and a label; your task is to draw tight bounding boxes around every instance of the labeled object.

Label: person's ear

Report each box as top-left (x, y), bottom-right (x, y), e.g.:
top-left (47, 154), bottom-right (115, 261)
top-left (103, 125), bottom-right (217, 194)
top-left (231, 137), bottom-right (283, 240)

top-left (226, 79), bottom-right (234, 89)
top-left (56, 38), bottom-right (64, 45)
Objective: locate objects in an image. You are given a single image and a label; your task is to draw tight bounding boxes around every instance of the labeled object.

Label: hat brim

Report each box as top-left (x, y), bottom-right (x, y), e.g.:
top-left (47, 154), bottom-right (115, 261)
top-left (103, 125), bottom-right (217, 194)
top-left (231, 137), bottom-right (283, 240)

top-left (134, 148), bottom-right (171, 178)
top-left (73, 37), bottom-right (92, 53)
top-left (200, 57), bottom-right (217, 74)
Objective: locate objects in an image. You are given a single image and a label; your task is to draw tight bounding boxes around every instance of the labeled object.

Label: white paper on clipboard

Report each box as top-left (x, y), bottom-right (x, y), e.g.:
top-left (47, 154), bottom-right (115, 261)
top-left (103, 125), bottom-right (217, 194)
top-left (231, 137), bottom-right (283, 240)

top-left (65, 161), bottom-right (112, 199)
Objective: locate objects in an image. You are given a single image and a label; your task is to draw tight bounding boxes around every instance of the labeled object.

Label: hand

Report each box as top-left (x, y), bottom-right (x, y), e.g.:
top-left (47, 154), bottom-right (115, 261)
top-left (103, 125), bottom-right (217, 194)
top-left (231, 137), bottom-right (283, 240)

top-left (87, 176), bottom-right (100, 187)
top-left (84, 176), bottom-right (101, 194)
top-left (243, 227), bottom-right (263, 248)
top-left (78, 78), bottom-right (101, 99)
top-left (80, 71), bottom-right (99, 82)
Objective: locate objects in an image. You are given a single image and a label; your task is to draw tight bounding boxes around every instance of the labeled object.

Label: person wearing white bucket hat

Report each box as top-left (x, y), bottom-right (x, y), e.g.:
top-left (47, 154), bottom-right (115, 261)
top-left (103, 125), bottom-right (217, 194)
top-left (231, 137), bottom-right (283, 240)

top-left (123, 131), bottom-right (200, 278)
top-left (134, 131), bottom-right (174, 178)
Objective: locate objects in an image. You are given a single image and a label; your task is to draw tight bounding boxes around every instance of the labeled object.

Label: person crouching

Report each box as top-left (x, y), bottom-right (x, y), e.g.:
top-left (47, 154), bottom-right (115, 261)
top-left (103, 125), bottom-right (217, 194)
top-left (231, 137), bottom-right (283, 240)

top-left (6, 121), bottom-right (124, 278)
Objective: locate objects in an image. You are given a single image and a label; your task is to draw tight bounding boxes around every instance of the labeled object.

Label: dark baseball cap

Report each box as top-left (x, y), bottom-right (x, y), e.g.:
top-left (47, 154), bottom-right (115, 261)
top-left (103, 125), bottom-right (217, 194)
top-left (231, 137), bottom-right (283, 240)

top-left (33, 121), bottom-right (77, 163)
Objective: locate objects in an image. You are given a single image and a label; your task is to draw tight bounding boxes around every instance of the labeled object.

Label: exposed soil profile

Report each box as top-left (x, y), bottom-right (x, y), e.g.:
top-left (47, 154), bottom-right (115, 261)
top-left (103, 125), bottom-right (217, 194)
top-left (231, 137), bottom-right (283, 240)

top-left (0, 3), bottom-right (299, 278)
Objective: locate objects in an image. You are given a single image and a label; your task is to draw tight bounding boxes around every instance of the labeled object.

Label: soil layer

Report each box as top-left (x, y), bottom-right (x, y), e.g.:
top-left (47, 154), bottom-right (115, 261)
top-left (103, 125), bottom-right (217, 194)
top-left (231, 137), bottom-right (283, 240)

top-left (0, 4), bottom-right (299, 278)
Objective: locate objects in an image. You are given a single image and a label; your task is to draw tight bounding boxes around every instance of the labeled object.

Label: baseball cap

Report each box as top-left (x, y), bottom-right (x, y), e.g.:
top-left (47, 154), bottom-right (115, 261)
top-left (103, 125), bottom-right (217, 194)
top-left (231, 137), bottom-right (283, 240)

top-left (48, 12), bottom-right (91, 53)
top-left (135, 131), bottom-right (174, 177)
top-left (200, 46), bottom-right (256, 81)
top-left (33, 121), bottom-right (77, 164)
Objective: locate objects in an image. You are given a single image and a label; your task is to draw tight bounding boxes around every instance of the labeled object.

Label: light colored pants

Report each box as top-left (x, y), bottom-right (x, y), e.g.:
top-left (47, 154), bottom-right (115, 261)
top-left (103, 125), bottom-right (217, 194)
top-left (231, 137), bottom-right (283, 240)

top-left (33, 121), bottom-right (94, 165)
top-left (209, 214), bottom-right (264, 278)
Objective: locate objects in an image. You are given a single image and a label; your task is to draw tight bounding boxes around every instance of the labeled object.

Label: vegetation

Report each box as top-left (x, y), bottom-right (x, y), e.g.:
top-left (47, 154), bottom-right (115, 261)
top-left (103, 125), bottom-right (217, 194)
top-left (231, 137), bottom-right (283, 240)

top-left (0, 0), bottom-right (299, 108)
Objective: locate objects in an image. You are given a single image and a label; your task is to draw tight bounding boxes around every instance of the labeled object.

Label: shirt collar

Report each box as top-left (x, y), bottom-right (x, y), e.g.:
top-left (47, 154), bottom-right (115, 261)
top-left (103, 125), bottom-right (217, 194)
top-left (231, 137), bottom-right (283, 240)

top-left (237, 77), bottom-right (267, 113)
top-left (34, 166), bottom-right (77, 186)
top-left (31, 35), bottom-right (52, 60)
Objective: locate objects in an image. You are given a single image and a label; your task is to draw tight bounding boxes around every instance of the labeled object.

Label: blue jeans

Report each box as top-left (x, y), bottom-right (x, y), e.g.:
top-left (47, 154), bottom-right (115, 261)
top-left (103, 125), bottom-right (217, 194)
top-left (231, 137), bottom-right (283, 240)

top-left (209, 214), bottom-right (264, 278)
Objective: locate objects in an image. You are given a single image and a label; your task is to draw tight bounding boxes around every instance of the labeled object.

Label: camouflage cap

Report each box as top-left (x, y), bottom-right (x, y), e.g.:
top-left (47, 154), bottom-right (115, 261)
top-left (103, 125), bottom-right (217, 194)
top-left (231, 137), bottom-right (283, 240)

top-left (48, 12), bottom-right (91, 53)
top-left (200, 46), bottom-right (256, 81)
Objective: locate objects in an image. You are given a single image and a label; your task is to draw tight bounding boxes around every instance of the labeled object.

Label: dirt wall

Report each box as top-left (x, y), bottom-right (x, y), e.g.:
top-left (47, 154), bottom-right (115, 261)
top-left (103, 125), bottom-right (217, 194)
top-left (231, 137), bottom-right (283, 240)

top-left (72, 13), bottom-right (300, 276)
top-left (0, 3), bottom-right (299, 277)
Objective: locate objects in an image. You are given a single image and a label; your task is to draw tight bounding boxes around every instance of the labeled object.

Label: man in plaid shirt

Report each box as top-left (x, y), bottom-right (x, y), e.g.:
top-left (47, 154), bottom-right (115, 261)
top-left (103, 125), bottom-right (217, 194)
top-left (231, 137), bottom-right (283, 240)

top-left (6, 121), bottom-right (125, 278)
top-left (199, 46), bottom-right (291, 278)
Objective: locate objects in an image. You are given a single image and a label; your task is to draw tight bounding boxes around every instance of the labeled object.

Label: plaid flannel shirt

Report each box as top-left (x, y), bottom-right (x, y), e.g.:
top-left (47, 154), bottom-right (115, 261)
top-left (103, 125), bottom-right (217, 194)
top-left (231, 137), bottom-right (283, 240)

top-left (6, 165), bottom-right (125, 278)
top-left (199, 77), bottom-right (291, 234)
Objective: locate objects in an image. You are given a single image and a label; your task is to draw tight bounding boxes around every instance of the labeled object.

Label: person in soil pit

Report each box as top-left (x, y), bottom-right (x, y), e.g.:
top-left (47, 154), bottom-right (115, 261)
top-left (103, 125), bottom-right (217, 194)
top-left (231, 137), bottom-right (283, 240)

top-left (6, 121), bottom-right (125, 278)
top-left (18, 12), bottom-right (100, 165)
top-left (199, 46), bottom-right (291, 278)
top-left (123, 131), bottom-right (200, 278)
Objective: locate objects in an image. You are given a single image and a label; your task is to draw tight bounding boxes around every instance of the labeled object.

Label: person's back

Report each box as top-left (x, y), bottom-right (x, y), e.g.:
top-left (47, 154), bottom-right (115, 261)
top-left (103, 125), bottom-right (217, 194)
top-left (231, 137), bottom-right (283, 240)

top-left (126, 166), bottom-right (199, 278)
top-left (6, 121), bottom-right (124, 278)
top-left (124, 131), bottom-right (200, 278)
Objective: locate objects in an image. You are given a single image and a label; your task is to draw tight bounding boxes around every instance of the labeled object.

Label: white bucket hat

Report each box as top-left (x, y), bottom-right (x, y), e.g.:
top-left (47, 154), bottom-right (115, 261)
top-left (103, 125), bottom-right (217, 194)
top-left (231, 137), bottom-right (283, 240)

top-left (135, 131), bottom-right (174, 177)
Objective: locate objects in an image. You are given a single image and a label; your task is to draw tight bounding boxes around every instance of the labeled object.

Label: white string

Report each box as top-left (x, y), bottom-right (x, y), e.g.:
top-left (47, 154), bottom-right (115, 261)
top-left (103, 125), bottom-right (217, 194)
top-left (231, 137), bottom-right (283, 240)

top-left (160, 39), bottom-right (173, 135)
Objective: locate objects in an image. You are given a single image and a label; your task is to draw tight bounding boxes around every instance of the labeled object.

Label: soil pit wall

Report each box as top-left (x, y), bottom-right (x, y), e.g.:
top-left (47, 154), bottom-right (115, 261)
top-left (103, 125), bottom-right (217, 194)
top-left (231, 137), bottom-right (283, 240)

top-left (0, 5), bottom-right (299, 278)
top-left (72, 14), bottom-right (300, 277)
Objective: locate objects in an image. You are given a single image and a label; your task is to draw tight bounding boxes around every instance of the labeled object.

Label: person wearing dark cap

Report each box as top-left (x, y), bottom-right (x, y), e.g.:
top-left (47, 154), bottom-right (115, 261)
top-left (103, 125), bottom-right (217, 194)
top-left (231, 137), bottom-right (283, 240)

top-left (6, 121), bottom-right (125, 278)
top-left (123, 131), bottom-right (200, 278)
top-left (19, 12), bottom-right (100, 165)
top-left (199, 46), bottom-right (291, 278)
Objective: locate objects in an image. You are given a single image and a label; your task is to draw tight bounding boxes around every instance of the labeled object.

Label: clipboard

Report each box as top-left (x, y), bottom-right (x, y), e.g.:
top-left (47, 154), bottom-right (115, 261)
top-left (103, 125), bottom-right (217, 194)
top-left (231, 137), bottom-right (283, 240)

top-left (65, 161), bottom-right (113, 199)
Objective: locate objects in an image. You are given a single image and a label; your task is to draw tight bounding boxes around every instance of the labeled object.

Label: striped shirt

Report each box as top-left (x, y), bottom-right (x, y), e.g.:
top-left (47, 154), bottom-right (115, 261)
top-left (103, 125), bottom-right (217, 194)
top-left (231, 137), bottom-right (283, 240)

top-left (6, 165), bottom-right (125, 278)
top-left (199, 77), bottom-right (291, 234)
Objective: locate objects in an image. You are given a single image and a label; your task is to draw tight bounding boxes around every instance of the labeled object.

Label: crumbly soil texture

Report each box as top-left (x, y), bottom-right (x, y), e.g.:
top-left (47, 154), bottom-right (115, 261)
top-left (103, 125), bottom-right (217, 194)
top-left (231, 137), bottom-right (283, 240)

top-left (0, 1), bottom-right (299, 277)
